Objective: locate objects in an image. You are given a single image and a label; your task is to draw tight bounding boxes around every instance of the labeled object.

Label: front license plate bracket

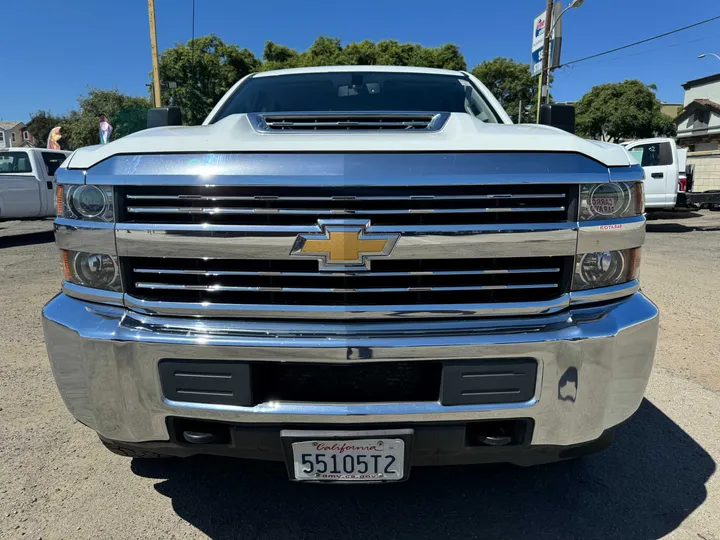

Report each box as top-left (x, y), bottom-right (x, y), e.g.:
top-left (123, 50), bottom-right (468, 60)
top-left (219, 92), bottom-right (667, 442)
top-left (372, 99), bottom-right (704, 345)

top-left (280, 429), bottom-right (414, 483)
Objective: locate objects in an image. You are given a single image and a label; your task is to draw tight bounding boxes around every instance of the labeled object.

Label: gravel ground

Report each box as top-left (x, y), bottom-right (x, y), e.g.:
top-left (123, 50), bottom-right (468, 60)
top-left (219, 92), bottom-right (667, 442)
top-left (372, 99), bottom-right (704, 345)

top-left (0, 212), bottom-right (719, 540)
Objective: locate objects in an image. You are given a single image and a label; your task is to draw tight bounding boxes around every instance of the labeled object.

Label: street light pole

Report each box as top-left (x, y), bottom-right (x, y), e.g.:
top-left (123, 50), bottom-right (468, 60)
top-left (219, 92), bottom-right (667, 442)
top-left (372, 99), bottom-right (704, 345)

top-left (699, 53), bottom-right (720, 61)
top-left (148, 0), bottom-right (162, 108)
top-left (536, 0), bottom-right (585, 122)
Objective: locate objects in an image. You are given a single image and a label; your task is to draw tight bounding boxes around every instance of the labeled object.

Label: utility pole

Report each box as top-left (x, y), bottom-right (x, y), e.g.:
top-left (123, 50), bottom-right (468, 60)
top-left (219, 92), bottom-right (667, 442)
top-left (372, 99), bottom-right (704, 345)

top-left (148, 0), bottom-right (162, 108)
top-left (540, 0), bottom-right (554, 107)
top-left (518, 101), bottom-right (522, 123)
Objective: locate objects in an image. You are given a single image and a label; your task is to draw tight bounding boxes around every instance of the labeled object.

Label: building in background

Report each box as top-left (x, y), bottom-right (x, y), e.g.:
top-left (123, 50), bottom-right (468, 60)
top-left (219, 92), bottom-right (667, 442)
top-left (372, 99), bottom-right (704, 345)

top-left (675, 73), bottom-right (720, 192)
top-left (0, 121), bottom-right (34, 148)
top-left (675, 73), bottom-right (720, 152)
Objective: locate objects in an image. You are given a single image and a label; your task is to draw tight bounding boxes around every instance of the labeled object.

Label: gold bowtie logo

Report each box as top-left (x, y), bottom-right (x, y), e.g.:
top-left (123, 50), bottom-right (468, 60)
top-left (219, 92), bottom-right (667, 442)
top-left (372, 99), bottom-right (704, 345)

top-left (291, 221), bottom-right (400, 270)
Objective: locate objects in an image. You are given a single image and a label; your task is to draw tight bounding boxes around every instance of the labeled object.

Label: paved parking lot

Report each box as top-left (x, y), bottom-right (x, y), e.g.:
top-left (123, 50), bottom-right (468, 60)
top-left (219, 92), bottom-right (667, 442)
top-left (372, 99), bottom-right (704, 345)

top-left (1, 211), bottom-right (719, 540)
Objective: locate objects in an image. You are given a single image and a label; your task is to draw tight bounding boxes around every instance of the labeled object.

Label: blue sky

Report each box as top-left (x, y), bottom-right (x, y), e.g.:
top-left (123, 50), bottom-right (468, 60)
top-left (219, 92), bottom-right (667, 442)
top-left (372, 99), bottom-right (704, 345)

top-left (1, 0), bottom-right (719, 122)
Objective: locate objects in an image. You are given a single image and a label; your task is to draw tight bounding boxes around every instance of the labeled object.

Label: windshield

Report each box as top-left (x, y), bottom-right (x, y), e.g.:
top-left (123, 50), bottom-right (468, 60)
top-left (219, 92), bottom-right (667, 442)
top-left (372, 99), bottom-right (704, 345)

top-left (211, 72), bottom-right (500, 124)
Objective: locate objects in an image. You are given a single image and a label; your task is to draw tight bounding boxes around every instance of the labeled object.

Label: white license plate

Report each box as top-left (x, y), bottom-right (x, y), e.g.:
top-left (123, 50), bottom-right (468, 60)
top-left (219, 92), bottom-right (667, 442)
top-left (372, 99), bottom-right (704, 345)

top-left (291, 438), bottom-right (405, 482)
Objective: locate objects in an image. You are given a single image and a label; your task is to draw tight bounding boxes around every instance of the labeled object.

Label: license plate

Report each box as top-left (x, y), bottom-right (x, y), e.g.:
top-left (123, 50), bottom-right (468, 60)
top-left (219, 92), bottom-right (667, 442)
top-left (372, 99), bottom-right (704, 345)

top-left (291, 438), bottom-right (405, 482)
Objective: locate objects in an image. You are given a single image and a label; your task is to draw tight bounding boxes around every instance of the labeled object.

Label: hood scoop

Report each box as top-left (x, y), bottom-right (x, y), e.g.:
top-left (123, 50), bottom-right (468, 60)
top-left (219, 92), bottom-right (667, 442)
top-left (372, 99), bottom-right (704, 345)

top-left (248, 112), bottom-right (449, 133)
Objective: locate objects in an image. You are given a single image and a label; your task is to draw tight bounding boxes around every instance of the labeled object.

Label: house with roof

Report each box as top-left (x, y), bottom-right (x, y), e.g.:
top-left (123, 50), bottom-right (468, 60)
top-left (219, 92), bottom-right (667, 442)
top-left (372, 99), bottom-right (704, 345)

top-left (0, 121), bottom-right (34, 148)
top-left (675, 73), bottom-right (720, 152)
top-left (675, 73), bottom-right (720, 192)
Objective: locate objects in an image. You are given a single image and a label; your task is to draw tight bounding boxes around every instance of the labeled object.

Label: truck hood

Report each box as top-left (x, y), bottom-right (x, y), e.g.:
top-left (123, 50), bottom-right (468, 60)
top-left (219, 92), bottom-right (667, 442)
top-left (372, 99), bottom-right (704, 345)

top-left (67, 113), bottom-right (633, 169)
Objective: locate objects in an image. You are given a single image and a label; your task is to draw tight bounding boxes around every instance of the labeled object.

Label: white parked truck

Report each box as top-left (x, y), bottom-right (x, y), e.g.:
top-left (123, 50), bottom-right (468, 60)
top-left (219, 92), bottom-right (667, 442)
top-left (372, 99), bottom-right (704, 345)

top-left (43, 66), bottom-right (659, 482)
top-left (624, 137), bottom-right (720, 210)
top-left (0, 148), bottom-right (70, 219)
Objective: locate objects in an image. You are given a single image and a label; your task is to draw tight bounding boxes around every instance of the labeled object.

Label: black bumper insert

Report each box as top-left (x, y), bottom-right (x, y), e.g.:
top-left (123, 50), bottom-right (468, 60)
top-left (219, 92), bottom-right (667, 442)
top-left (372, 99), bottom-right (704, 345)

top-left (159, 358), bottom-right (537, 407)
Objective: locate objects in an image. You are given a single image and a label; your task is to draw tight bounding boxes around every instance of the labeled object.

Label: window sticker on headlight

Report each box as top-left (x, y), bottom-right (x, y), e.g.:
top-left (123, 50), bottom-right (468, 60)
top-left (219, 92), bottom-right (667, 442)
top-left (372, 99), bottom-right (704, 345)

top-left (588, 183), bottom-right (629, 217)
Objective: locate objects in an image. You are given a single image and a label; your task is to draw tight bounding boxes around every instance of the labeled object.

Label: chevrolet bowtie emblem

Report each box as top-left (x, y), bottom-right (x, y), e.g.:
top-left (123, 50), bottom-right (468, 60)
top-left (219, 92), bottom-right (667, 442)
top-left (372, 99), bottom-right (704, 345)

top-left (290, 221), bottom-right (400, 271)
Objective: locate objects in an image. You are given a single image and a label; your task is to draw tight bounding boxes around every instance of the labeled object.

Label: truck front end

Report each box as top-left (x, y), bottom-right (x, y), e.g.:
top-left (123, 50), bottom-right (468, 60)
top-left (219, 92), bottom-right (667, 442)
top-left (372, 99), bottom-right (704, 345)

top-left (42, 68), bottom-right (658, 481)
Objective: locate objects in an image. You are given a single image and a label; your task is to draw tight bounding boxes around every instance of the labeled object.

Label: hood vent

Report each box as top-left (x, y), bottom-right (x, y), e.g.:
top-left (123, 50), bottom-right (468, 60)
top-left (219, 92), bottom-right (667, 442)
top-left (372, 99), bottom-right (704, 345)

top-left (248, 112), bottom-right (449, 133)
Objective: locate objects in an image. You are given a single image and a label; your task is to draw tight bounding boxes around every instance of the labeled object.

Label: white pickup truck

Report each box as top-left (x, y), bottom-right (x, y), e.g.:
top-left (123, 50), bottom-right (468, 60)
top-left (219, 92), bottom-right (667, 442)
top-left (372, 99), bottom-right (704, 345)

top-left (0, 148), bottom-right (71, 219)
top-left (43, 66), bottom-right (659, 481)
top-left (623, 137), bottom-right (719, 210)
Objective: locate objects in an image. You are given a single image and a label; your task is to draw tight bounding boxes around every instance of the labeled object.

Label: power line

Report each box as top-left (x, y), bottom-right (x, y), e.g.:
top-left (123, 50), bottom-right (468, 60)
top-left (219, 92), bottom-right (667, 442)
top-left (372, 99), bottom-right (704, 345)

top-left (558, 14), bottom-right (720, 69)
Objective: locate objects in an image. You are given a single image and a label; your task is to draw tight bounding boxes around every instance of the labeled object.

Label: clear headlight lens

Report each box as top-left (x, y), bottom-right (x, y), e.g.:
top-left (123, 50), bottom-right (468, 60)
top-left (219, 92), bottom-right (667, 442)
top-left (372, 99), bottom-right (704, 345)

top-left (572, 248), bottom-right (641, 291)
top-left (61, 250), bottom-right (122, 291)
top-left (579, 182), bottom-right (644, 221)
top-left (57, 185), bottom-right (114, 222)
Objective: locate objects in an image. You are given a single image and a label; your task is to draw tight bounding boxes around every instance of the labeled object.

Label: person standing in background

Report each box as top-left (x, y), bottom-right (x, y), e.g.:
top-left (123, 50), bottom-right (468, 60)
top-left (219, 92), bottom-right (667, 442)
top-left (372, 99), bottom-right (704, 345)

top-left (99, 114), bottom-right (113, 144)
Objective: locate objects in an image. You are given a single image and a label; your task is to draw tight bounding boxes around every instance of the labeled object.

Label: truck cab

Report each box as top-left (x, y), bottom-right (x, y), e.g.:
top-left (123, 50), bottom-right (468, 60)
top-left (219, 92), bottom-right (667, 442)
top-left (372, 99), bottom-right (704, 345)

top-left (0, 148), bottom-right (70, 219)
top-left (624, 137), bottom-right (679, 210)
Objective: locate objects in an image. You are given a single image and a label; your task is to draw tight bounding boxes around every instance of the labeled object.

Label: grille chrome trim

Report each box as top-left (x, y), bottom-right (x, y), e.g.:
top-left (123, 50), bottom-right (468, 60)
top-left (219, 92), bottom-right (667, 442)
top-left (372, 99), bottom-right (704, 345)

top-left (124, 294), bottom-right (572, 319)
top-left (125, 193), bottom-right (567, 202)
top-left (115, 224), bottom-right (579, 260)
top-left (133, 267), bottom-right (561, 277)
top-left (133, 282), bottom-right (559, 293)
top-left (126, 205), bottom-right (567, 215)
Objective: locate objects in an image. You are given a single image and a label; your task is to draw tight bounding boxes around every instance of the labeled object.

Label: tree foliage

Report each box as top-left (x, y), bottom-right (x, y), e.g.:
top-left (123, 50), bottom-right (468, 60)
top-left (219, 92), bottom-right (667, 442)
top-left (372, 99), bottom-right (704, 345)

top-left (26, 110), bottom-right (67, 148)
top-left (260, 37), bottom-right (467, 72)
top-left (471, 57), bottom-right (545, 123)
top-left (27, 90), bottom-right (151, 150)
top-left (65, 89), bottom-right (152, 148)
top-left (575, 80), bottom-right (676, 142)
top-left (158, 34), bottom-right (261, 125)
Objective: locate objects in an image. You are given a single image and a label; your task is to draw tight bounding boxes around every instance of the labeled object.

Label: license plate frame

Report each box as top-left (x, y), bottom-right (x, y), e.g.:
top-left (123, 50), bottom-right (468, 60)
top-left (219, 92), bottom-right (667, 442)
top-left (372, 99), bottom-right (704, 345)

top-left (280, 429), bottom-right (414, 483)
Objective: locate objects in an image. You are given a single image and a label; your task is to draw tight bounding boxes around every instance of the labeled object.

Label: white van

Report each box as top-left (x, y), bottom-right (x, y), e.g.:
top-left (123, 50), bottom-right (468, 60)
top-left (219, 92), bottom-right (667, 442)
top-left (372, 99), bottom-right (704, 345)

top-left (0, 148), bottom-right (71, 219)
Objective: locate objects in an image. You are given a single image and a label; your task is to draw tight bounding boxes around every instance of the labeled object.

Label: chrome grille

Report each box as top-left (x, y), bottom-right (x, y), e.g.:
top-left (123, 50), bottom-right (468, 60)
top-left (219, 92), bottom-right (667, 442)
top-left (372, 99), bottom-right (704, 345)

top-left (124, 257), bottom-right (573, 307)
top-left (120, 184), bottom-right (574, 226)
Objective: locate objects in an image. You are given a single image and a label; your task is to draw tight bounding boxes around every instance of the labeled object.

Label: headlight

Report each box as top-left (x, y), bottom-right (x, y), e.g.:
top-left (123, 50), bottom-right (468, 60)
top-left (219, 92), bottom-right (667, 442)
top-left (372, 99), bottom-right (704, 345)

top-left (61, 250), bottom-right (122, 291)
top-left (579, 182), bottom-right (644, 221)
top-left (572, 248), bottom-right (641, 291)
top-left (57, 185), bottom-right (114, 222)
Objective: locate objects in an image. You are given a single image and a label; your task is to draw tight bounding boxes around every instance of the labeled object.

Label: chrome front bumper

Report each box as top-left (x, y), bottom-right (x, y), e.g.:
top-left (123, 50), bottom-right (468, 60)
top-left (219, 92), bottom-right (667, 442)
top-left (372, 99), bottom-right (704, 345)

top-left (42, 292), bottom-right (659, 447)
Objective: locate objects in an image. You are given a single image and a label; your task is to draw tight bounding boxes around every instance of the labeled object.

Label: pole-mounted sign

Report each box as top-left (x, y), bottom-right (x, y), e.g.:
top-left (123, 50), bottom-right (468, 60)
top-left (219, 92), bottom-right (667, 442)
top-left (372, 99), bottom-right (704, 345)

top-left (531, 3), bottom-right (563, 77)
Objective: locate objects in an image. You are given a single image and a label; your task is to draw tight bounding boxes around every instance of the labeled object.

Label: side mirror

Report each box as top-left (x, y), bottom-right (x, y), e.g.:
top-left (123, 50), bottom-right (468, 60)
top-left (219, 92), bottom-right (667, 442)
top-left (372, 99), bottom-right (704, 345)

top-left (147, 107), bottom-right (182, 129)
top-left (539, 104), bottom-right (575, 134)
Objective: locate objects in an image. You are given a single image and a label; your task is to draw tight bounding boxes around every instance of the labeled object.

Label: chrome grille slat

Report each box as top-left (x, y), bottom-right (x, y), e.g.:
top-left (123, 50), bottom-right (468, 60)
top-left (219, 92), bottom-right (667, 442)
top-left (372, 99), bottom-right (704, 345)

top-left (126, 206), bottom-right (566, 215)
top-left (133, 267), bottom-right (561, 277)
top-left (126, 193), bottom-right (566, 201)
top-left (134, 283), bottom-right (559, 293)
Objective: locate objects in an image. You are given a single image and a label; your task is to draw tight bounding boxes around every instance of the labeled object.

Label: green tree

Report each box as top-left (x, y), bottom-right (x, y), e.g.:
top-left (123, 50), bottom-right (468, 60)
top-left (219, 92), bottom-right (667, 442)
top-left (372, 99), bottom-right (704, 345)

top-left (575, 80), bottom-right (676, 142)
top-left (259, 37), bottom-right (467, 72)
top-left (26, 110), bottom-right (70, 148)
top-left (63, 89), bottom-right (151, 149)
top-left (471, 57), bottom-right (548, 122)
top-left (157, 34), bottom-right (261, 125)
